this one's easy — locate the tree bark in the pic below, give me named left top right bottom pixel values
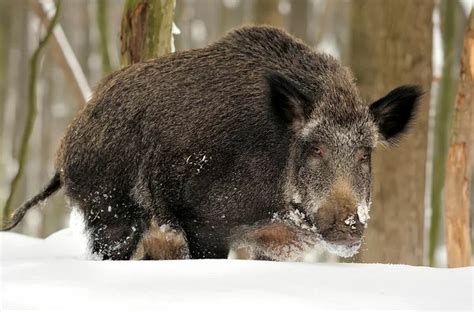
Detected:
left=120, top=0, right=175, bottom=65
left=428, top=0, right=458, bottom=267
left=444, top=10, right=473, bottom=268
left=349, top=0, right=433, bottom=265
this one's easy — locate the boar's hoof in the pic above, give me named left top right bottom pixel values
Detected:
left=133, top=220, right=190, bottom=260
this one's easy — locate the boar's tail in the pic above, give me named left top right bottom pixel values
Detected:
left=1, top=172, right=62, bottom=231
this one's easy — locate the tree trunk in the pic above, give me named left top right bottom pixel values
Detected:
left=97, top=0, right=112, bottom=75
left=428, top=0, right=458, bottom=267
left=444, top=10, right=473, bottom=268
left=120, top=0, right=175, bottom=65
left=253, top=0, right=283, bottom=27
left=0, top=0, right=11, bottom=177
left=219, top=0, right=244, bottom=35
left=349, top=0, right=433, bottom=265
left=289, top=0, right=308, bottom=41
left=31, top=0, right=91, bottom=108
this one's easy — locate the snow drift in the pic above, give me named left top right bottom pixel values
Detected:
left=1, top=229, right=472, bottom=311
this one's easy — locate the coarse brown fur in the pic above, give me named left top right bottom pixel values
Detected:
left=3, top=26, right=422, bottom=261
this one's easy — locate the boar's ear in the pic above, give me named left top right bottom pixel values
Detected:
left=266, top=71, right=311, bottom=131
left=369, top=85, right=423, bottom=143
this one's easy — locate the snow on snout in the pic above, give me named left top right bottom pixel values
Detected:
left=344, top=215, right=357, bottom=230
left=357, top=202, right=370, bottom=226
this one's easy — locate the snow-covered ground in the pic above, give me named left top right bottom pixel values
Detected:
left=1, top=229, right=473, bottom=311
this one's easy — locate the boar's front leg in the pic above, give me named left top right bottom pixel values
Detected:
left=228, top=222, right=317, bottom=261
left=131, top=172, right=190, bottom=260
left=132, top=218, right=190, bottom=260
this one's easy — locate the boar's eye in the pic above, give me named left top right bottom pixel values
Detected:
left=313, top=147, right=322, bottom=157
left=311, top=143, right=326, bottom=158
left=358, top=147, right=371, bottom=163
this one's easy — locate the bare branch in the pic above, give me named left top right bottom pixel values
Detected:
left=2, top=1, right=61, bottom=222
left=31, top=0, right=91, bottom=107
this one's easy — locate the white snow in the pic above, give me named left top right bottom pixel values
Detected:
left=357, top=202, right=370, bottom=225
left=320, top=240, right=362, bottom=259
left=1, top=230, right=473, bottom=311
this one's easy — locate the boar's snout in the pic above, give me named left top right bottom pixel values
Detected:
left=316, top=214, right=364, bottom=246
left=312, top=178, right=367, bottom=247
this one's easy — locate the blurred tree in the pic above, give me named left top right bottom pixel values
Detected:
left=2, top=1, right=61, bottom=224
left=289, top=0, right=308, bottom=40
left=444, top=9, right=473, bottom=268
left=313, top=0, right=334, bottom=47
left=429, top=0, right=459, bottom=267
left=253, top=0, right=283, bottom=27
left=97, top=0, right=112, bottom=75
left=219, top=0, right=244, bottom=35
left=31, top=0, right=90, bottom=108
left=2, top=0, right=30, bottom=234
left=120, top=0, right=176, bottom=65
left=0, top=0, right=11, bottom=181
left=38, top=54, right=65, bottom=237
left=350, top=0, right=434, bottom=265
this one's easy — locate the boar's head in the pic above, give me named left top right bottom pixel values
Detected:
left=267, top=70, right=422, bottom=257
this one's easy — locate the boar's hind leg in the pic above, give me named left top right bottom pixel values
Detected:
left=84, top=199, right=147, bottom=260
left=132, top=219, right=190, bottom=260
left=228, top=222, right=312, bottom=261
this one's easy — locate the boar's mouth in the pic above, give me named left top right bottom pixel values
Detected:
left=322, top=231, right=362, bottom=247
left=316, top=220, right=363, bottom=257
left=318, top=219, right=364, bottom=254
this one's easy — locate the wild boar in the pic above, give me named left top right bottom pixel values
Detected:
left=2, top=26, right=421, bottom=261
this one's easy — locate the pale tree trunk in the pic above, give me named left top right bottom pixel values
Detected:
left=428, top=0, right=467, bottom=267
left=289, top=0, right=308, bottom=41
left=120, top=0, right=175, bottom=65
left=253, top=0, right=283, bottom=27
left=0, top=0, right=11, bottom=173
left=350, top=0, right=433, bottom=265
left=97, top=0, right=112, bottom=75
left=444, top=10, right=473, bottom=268
left=219, top=0, right=244, bottom=35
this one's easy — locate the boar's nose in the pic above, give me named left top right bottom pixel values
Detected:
left=317, top=212, right=364, bottom=244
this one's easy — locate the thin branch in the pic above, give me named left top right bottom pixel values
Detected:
left=2, top=1, right=61, bottom=222
left=31, top=0, right=91, bottom=107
